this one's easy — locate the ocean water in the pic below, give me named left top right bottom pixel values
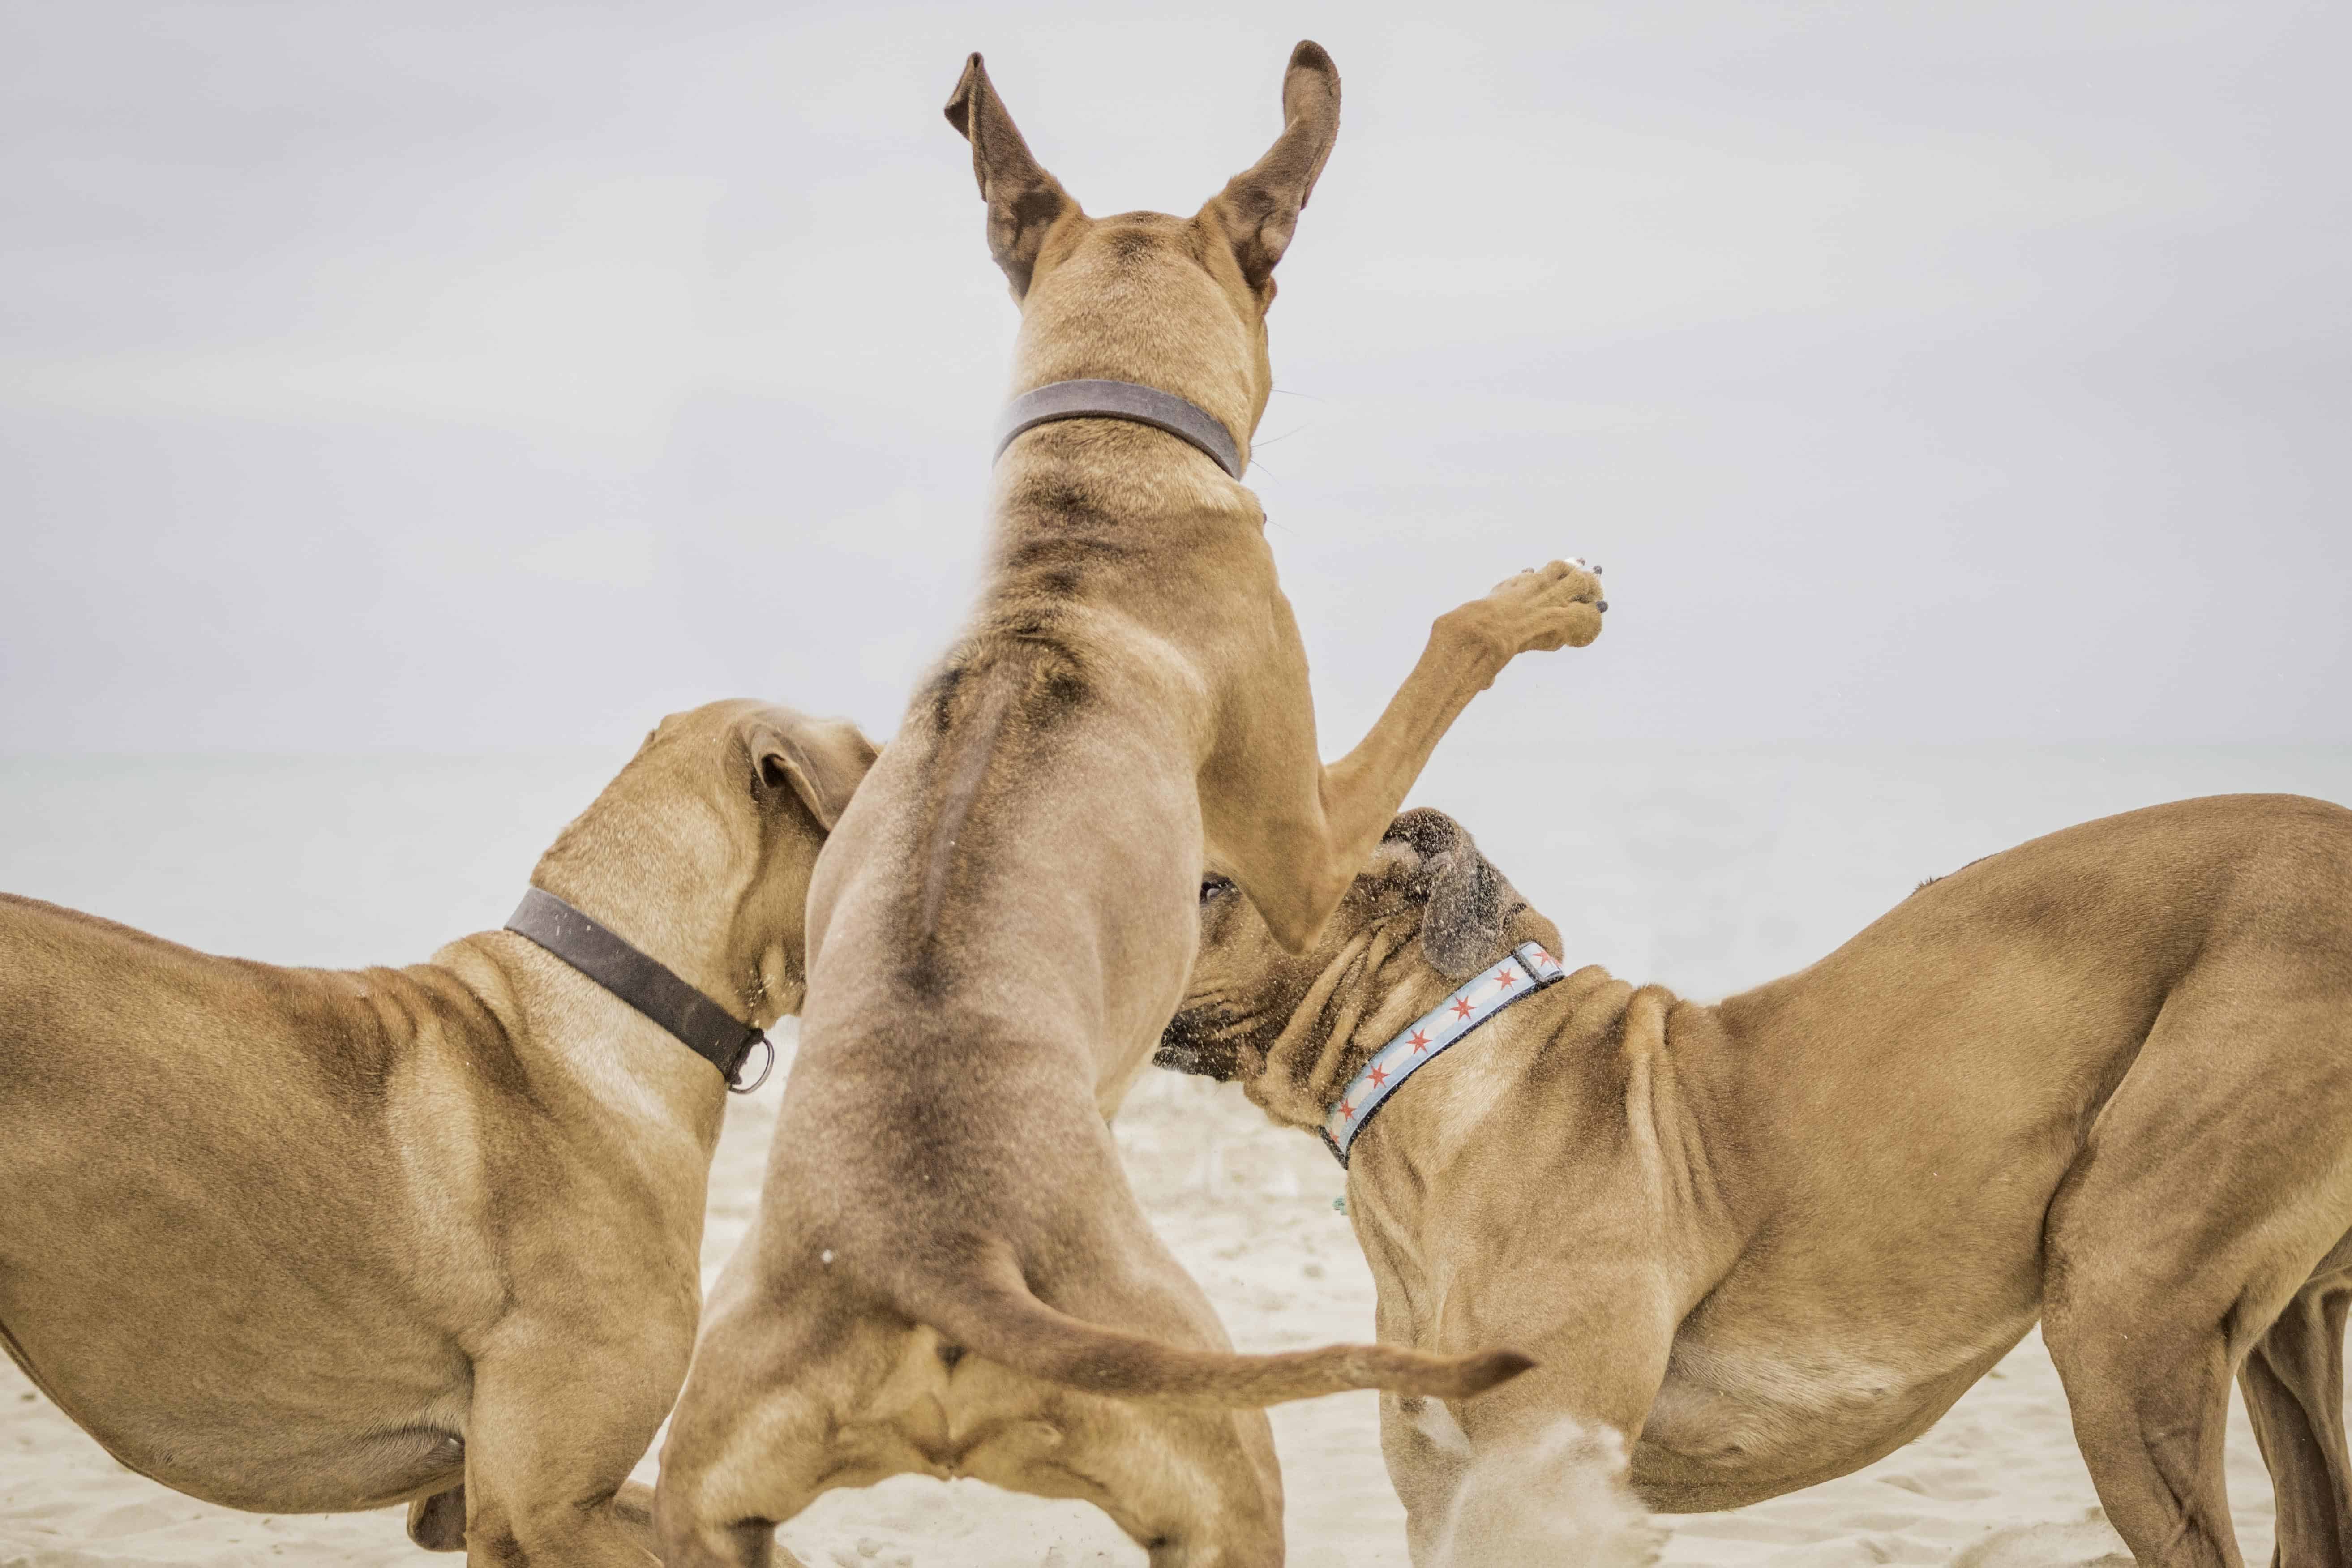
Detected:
left=8, top=741, right=2343, bottom=1000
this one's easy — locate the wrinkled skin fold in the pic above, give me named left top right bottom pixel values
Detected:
left=1165, top=796, right=2352, bottom=1568
left=653, top=42, right=1609, bottom=1568
left=0, top=698, right=874, bottom=1566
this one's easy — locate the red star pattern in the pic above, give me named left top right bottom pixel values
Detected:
left=1329, top=949, right=1569, bottom=1151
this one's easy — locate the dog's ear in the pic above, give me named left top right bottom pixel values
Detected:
left=748, top=714, right=879, bottom=832
left=945, top=53, right=1076, bottom=300
left=1386, top=810, right=1521, bottom=980
left=1208, top=41, right=1341, bottom=300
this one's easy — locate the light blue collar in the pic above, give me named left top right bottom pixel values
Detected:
left=1320, top=941, right=1568, bottom=1168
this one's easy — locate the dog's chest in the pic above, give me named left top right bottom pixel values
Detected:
left=1632, top=1332, right=1964, bottom=1500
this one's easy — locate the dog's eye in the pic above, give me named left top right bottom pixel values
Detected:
left=1199, top=876, right=1235, bottom=905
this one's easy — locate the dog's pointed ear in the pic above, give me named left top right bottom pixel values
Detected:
left=748, top=713, right=879, bottom=832
left=1208, top=41, right=1341, bottom=300
left=1387, top=810, right=1521, bottom=981
left=945, top=53, right=1076, bottom=300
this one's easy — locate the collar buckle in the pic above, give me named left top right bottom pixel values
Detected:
left=504, top=887, right=768, bottom=1094
left=728, top=1033, right=777, bottom=1095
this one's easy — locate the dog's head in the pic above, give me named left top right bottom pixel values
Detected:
left=536, top=699, right=878, bottom=1027
left=945, top=43, right=1341, bottom=457
left=1159, top=808, right=1540, bottom=1129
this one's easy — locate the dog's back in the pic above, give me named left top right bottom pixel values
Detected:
left=0, top=893, right=484, bottom=1504
left=3, top=891, right=338, bottom=1097
left=0, top=890, right=523, bottom=1116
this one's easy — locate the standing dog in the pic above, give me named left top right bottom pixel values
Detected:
left=1160, top=796, right=2352, bottom=1566
left=654, top=43, right=1607, bottom=1568
left=0, top=699, right=873, bottom=1567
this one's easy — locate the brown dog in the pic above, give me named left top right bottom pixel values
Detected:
left=1159, top=795, right=2352, bottom=1566
left=0, top=699, right=874, bottom=1567
left=653, top=43, right=1607, bottom=1568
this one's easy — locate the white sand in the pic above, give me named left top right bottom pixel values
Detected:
left=0, top=1066, right=2288, bottom=1567
left=9, top=742, right=2346, bottom=1564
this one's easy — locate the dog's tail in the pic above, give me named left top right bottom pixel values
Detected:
left=899, top=1252, right=1533, bottom=1408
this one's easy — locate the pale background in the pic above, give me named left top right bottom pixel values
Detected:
left=4, top=0, right=2349, bottom=1564
left=3, top=0, right=2346, bottom=754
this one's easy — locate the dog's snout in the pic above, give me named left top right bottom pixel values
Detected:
left=1156, top=1009, right=1238, bottom=1080
left=1152, top=1041, right=1201, bottom=1073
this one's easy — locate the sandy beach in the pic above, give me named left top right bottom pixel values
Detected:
left=8, top=0, right=2348, bottom=1551
left=7, top=743, right=2347, bottom=1565
left=0, top=1066, right=2288, bottom=1567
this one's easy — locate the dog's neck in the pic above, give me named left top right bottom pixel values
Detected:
left=528, top=787, right=787, bottom=1032
left=1335, top=959, right=1752, bottom=1381
left=434, top=827, right=781, bottom=1134
left=1341, top=959, right=1646, bottom=1181
left=1240, top=909, right=1577, bottom=1135
left=435, top=922, right=740, bottom=1145
left=1007, top=264, right=1266, bottom=482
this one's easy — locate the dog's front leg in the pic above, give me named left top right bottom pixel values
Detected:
left=405, top=1477, right=667, bottom=1557
left=456, top=1325, right=695, bottom=1567
left=407, top=1485, right=466, bottom=1551
left=1377, top=1264, right=1675, bottom=1568
left=1205, top=559, right=1604, bottom=951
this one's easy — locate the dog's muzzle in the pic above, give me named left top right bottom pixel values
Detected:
left=1154, top=1007, right=1240, bottom=1081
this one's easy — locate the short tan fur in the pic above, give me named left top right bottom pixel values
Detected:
left=654, top=43, right=1607, bottom=1568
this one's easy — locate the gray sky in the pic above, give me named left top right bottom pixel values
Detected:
left=4, top=0, right=2346, bottom=752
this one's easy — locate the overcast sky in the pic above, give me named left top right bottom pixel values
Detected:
left=3, top=0, right=2345, bottom=753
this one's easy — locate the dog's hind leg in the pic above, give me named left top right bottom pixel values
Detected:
left=960, top=1397, right=1283, bottom=1568
left=2046, top=1295, right=2242, bottom=1568
left=2239, top=1279, right=2352, bottom=1567
left=654, top=1288, right=863, bottom=1568
left=2042, top=973, right=2352, bottom=1568
left=947, top=1237, right=1286, bottom=1567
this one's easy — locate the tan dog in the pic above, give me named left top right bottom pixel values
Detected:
left=1159, top=796, right=2352, bottom=1566
left=653, top=43, right=1607, bottom=1568
left=0, top=699, right=874, bottom=1567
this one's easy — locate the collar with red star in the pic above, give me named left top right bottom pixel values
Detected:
left=1320, top=941, right=1568, bottom=1168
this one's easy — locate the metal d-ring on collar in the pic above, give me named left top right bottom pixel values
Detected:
left=504, top=887, right=775, bottom=1094
left=994, top=379, right=1245, bottom=479
left=1320, top=941, right=1569, bottom=1168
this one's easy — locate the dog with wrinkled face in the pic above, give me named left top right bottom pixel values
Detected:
left=653, top=42, right=1607, bottom=1568
left=1162, top=796, right=2352, bottom=1567
left=0, top=699, right=874, bottom=1568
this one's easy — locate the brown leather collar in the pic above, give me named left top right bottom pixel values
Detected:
left=505, top=888, right=774, bottom=1092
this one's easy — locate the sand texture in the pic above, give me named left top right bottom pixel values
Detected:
left=0, top=1071, right=2289, bottom=1567
left=8, top=743, right=2348, bottom=1564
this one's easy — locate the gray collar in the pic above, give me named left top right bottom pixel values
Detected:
left=995, top=379, right=1244, bottom=479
